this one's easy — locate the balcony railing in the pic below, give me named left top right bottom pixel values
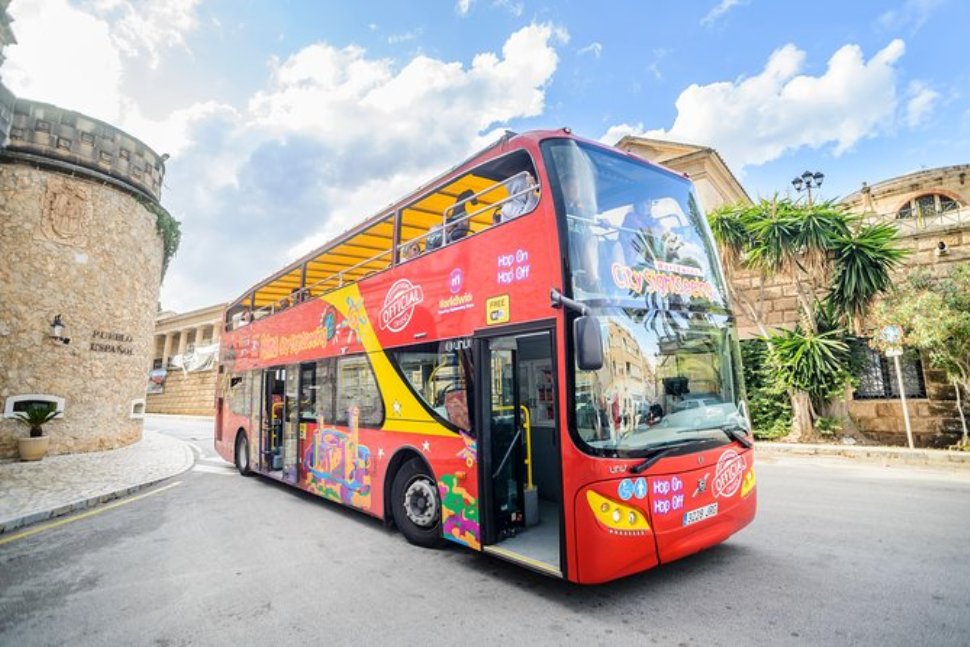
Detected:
left=861, top=204, right=970, bottom=236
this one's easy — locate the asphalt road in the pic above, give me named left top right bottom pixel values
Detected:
left=1, top=416, right=969, bottom=646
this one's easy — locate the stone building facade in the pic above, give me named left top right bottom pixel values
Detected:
left=146, top=304, right=225, bottom=416
left=0, top=86, right=171, bottom=455
left=837, top=166, right=969, bottom=446
left=616, top=135, right=968, bottom=446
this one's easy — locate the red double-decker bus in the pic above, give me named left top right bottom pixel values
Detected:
left=214, top=129, right=756, bottom=583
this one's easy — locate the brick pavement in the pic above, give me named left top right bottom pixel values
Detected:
left=0, top=429, right=194, bottom=534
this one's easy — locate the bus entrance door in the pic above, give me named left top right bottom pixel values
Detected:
left=260, top=367, right=286, bottom=477
left=479, top=331, right=562, bottom=578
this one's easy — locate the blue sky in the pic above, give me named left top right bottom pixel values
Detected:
left=5, top=0, right=967, bottom=311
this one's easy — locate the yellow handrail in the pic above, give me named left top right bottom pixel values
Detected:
left=494, top=404, right=533, bottom=489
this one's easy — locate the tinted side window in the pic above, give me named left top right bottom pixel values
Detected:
left=390, top=340, right=475, bottom=434
left=314, top=359, right=336, bottom=423
left=335, top=354, right=384, bottom=427
left=228, top=374, right=250, bottom=416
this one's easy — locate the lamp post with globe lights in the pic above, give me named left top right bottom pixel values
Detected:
left=792, top=170, right=824, bottom=205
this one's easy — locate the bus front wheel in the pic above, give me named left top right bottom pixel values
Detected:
left=235, top=431, right=253, bottom=476
left=391, top=457, right=444, bottom=548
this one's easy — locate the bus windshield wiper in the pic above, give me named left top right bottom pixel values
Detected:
left=721, top=424, right=753, bottom=449
left=629, top=441, right=697, bottom=474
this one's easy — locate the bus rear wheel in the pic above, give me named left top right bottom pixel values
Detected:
left=235, top=432, right=253, bottom=476
left=391, top=457, right=444, bottom=548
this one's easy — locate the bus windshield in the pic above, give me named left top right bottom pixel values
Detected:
left=542, top=138, right=746, bottom=456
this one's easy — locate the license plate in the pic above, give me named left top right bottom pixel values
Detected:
left=683, top=502, right=718, bottom=527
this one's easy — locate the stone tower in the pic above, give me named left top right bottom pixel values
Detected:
left=0, top=11, right=178, bottom=457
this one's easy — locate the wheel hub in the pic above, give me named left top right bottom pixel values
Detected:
left=403, top=478, right=437, bottom=528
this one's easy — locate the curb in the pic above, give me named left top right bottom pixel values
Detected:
left=0, top=438, right=196, bottom=536
left=755, top=442, right=970, bottom=467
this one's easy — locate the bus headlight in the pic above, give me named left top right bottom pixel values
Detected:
left=586, top=490, right=650, bottom=535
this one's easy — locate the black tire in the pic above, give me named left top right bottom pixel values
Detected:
left=235, top=431, right=253, bottom=476
left=391, top=457, right=445, bottom=548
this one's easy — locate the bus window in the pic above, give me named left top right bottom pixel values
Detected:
left=335, top=354, right=384, bottom=427
left=313, top=359, right=336, bottom=424
left=299, top=363, right=316, bottom=422
left=228, top=374, right=249, bottom=416
left=390, top=340, right=474, bottom=434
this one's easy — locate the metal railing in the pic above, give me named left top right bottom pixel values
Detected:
left=399, top=170, right=540, bottom=261
left=861, top=204, right=970, bottom=236
left=227, top=172, right=541, bottom=330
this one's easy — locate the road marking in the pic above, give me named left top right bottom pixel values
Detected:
left=0, top=481, right=183, bottom=546
left=192, top=463, right=236, bottom=475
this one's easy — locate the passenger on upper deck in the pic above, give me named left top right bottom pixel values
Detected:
left=427, top=189, right=478, bottom=250
left=495, top=171, right=539, bottom=223
left=400, top=240, right=421, bottom=261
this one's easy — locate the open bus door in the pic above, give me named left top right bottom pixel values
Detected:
left=477, top=327, right=563, bottom=578
left=259, top=366, right=299, bottom=484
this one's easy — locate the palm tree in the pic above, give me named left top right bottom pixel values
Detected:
left=829, top=222, right=908, bottom=334
left=708, top=196, right=906, bottom=441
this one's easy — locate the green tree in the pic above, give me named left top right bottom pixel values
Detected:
left=870, top=266, right=970, bottom=446
left=740, top=340, right=791, bottom=439
left=709, top=196, right=906, bottom=440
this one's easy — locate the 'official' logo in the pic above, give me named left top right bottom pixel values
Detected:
left=380, top=279, right=424, bottom=332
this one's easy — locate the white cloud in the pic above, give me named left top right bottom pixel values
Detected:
left=904, top=80, right=940, bottom=127
left=492, top=0, right=524, bottom=17
left=878, top=0, right=944, bottom=33
left=578, top=42, right=603, bottom=58
left=649, top=47, right=671, bottom=80
left=608, top=40, right=908, bottom=170
left=456, top=0, right=473, bottom=15
left=388, top=29, right=422, bottom=45
left=87, top=0, right=201, bottom=68
left=701, top=0, right=746, bottom=26
left=4, top=0, right=203, bottom=150
left=599, top=122, right=644, bottom=145
left=4, top=0, right=126, bottom=124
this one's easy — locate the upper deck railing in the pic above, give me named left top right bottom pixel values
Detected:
left=230, top=171, right=540, bottom=329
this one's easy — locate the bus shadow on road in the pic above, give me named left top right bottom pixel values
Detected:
left=448, top=538, right=760, bottom=598
left=247, top=473, right=763, bottom=600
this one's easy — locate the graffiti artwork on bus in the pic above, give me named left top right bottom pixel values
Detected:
left=303, top=409, right=372, bottom=509
left=438, top=472, right=481, bottom=550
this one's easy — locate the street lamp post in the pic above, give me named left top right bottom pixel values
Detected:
left=792, top=170, right=825, bottom=205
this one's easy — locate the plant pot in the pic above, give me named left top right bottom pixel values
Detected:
left=18, top=435, right=50, bottom=461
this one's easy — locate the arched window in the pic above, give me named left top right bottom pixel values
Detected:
left=896, top=193, right=959, bottom=220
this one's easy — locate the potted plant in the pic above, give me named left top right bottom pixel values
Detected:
left=13, top=404, right=59, bottom=461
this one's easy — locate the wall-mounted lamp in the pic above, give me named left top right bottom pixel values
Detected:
left=50, top=314, right=71, bottom=345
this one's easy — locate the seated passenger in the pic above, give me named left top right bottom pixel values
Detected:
left=400, top=240, right=421, bottom=260
left=426, top=189, right=478, bottom=250
left=495, top=171, right=539, bottom=223
left=445, top=189, right=477, bottom=243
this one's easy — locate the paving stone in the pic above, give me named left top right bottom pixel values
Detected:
left=0, top=430, right=193, bottom=533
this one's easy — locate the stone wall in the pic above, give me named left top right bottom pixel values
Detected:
left=849, top=369, right=964, bottom=448
left=0, top=163, right=163, bottom=457
left=146, top=369, right=217, bottom=416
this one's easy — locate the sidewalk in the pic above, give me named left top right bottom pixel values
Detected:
left=0, top=429, right=194, bottom=535
left=756, top=441, right=970, bottom=467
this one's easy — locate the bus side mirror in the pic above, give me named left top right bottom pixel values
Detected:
left=574, top=316, right=603, bottom=371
